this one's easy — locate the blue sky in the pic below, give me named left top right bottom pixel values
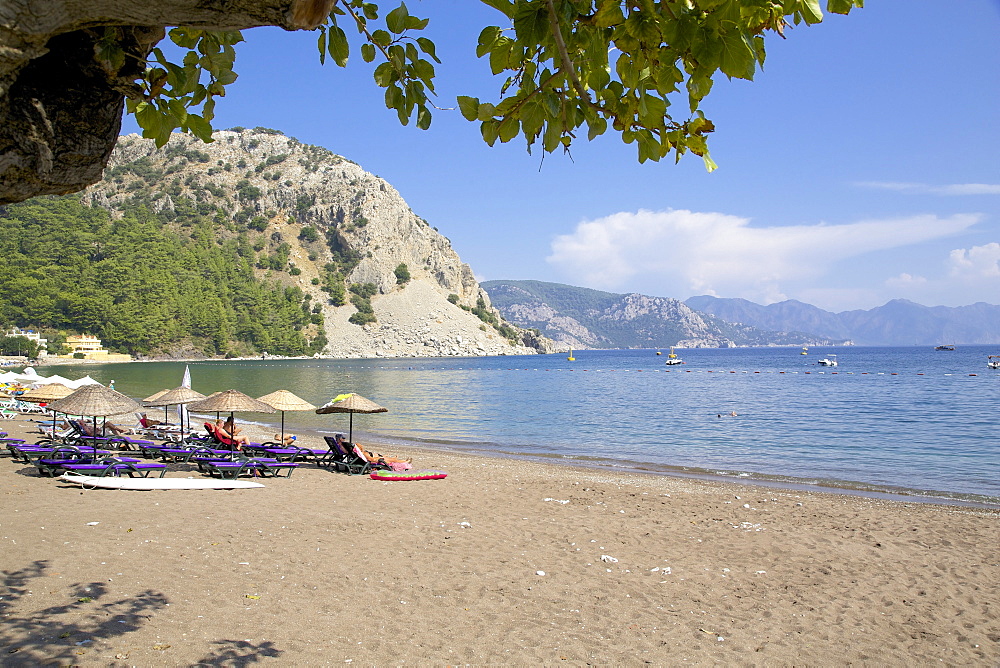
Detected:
left=122, top=1, right=1000, bottom=313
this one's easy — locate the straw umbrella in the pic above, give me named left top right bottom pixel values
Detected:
left=257, top=390, right=316, bottom=444
left=47, top=384, right=141, bottom=457
left=142, top=389, right=171, bottom=425
left=315, top=393, right=387, bottom=443
left=143, top=386, right=206, bottom=442
left=187, top=390, right=275, bottom=448
left=21, top=383, right=74, bottom=431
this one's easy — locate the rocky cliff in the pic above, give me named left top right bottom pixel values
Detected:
left=84, top=128, right=552, bottom=358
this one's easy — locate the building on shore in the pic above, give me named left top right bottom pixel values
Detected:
left=59, top=334, right=131, bottom=362
left=5, top=328, right=49, bottom=357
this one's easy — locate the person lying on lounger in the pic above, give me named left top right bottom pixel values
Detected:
left=80, top=420, right=128, bottom=437
left=334, top=433, right=410, bottom=465
left=138, top=413, right=168, bottom=427
left=273, top=433, right=297, bottom=446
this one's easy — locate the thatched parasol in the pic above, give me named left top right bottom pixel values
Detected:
left=143, top=386, right=207, bottom=441
left=48, top=384, right=142, bottom=455
left=257, top=390, right=316, bottom=444
left=21, top=383, right=74, bottom=402
left=21, top=382, right=74, bottom=427
left=188, top=389, right=275, bottom=415
left=315, top=393, right=387, bottom=443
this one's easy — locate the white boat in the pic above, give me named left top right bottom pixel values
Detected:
left=817, top=355, right=838, bottom=367
left=988, top=356, right=1000, bottom=369
left=664, top=347, right=683, bottom=365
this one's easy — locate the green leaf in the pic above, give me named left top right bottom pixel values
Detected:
left=328, top=26, right=350, bottom=67
left=594, top=1, right=625, bottom=28
left=416, top=37, right=440, bottom=63
left=497, top=116, right=519, bottom=143
left=361, top=43, right=376, bottom=63
left=457, top=96, right=480, bottom=121
left=317, top=28, right=327, bottom=65
left=373, top=62, right=395, bottom=87
left=386, top=3, right=409, bottom=34
left=798, top=0, right=825, bottom=24
left=476, top=26, right=502, bottom=58
left=479, top=0, right=515, bottom=19
left=481, top=119, right=501, bottom=146
left=372, top=30, right=392, bottom=47
left=416, top=104, right=432, bottom=130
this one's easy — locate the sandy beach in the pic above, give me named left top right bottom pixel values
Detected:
left=0, top=414, right=997, bottom=666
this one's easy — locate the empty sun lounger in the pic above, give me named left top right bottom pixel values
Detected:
left=60, top=460, right=168, bottom=478
left=203, top=458, right=299, bottom=480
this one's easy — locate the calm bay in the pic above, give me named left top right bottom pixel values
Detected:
left=44, top=345, right=1000, bottom=506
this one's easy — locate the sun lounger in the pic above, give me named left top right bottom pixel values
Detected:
left=319, top=438, right=390, bottom=476
left=242, top=442, right=314, bottom=462
left=203, top=458, right=299, bottom=480
left=60, top=459, right=167, bottom=478
left=9, top=445, right=56, bottom=463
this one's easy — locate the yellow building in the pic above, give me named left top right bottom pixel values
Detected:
left=60, top=334, right=131, bottom=361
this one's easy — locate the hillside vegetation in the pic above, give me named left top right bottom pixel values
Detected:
left=0, top=195, right=322, bottom=357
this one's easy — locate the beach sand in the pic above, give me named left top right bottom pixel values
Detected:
left=0, top=415, right=997, bottom=666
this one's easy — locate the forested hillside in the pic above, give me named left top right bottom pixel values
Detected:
left=0, top=195, right=322, bottom=357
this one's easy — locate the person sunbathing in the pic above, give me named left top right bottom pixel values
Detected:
left=273, top=433, right=297, bottom=446
left=80, top=420, right=127, bottom=437
left=138, top=413, right=167, bottom=428
left=213, top=419, right=250, bottom=448
left=334, top=434, right=410, bottom=465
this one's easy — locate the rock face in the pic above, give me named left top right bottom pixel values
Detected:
left=83, top=128, right=553, bottom=358
left=484, top=280, right=848, bottom=349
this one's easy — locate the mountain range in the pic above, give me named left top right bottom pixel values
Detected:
left=685, top=296, right=1000, bottom=346
left=481, top=280, right=847, bottom=349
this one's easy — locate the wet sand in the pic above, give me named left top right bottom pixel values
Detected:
left=1, top=414, right=997, bottom=665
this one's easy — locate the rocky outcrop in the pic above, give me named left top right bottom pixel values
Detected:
left=83, top=128, right=553, bottom=358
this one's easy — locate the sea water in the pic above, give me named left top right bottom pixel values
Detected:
left=56, top=346, right=1000, bottom=505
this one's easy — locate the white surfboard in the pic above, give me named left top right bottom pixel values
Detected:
left=58, top=474, right=265, bottom=490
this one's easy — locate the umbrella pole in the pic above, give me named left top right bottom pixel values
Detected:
left=349, top=412, right=354, bottom=444
left=92, top=416, right=99, bottom=459
left=280, top=411, right=286, bottom=444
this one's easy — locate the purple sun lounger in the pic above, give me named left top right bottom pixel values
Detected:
left=203, top=458, right=299, bottom=480
left=61, top=460, right=168, bottom=478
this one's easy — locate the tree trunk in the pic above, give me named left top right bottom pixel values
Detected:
left=0, top=0, right=332, bottom=204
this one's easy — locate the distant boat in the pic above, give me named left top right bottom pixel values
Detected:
left=567, top=348, right=575, bottom=361
left=801, top=346, right=808, bottom=355
left=817, top=355, right=838, bottom=367
left=935, top=345, right=956, bottom=351
left=664, top=346, right=683, bottom=366
left=988, top=356, right=1000, bottom=369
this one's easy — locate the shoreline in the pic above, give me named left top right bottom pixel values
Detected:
left=224, top=416, right=1000, bottom=510
left=0, top=412, right=997, bottom=665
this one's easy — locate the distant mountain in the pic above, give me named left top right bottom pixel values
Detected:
left=481, top=280, right=846, bottom=349
left=686, top=296, right=1000, bottom=345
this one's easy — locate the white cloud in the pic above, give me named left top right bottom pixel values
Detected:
left=857, top=181, right=1000, bottom=195
left=885, top=272, right=929, bottom=288
left=948, top=242, right=1000, bottom=278
left=546, top=209, right=981, bottom=305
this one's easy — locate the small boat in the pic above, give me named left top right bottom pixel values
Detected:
left=988, top=355, right=1000, bottom=369
left=817, top=355, right=838, bottom=367
left=800, top=346, right=808, bottom=355
left=664, top=347, right=683, bottom=366
left=935, top=345, right=956, bottom=351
